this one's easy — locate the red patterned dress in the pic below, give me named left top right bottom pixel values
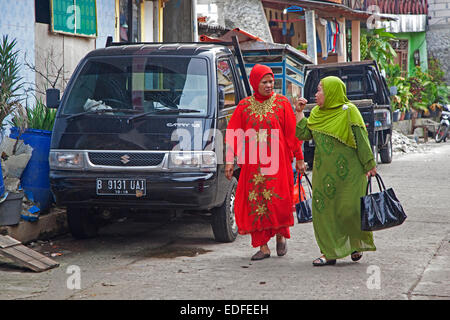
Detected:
left=226, top=92, right=303, bottom=247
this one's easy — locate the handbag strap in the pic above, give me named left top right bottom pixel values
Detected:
left=366, top=173, right=387, bottom=194
left=298, top=173, right=312, bottom=201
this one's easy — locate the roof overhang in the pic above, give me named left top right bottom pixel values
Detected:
left=262, top=0, right=398, bottom=21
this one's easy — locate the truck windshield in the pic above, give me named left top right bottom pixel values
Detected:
left=62, top=56, right=209, bottom=116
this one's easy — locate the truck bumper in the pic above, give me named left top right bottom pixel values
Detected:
left=50, top=170, right=218, bottom=210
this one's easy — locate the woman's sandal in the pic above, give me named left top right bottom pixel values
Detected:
left=312, top=256, right=337, bottom=266
left=276, top=239, right=287, bottom=256
left=351, top=251, right=363, bottom=262
left=251, top=250, right=271, bottom=261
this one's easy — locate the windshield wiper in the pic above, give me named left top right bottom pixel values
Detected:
left=127, top=108, right=201, bottom=123
left=66, top=108, right=140, bottom=121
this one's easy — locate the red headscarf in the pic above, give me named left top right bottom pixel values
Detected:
left=249, top=64, right=274, bottom=102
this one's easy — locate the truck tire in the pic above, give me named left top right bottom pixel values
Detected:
left=67, top=207, right=99, bottom=239
left=211, top=177, right=238, bottom=243
left=380, top=135, right=393, bottom=163
left=372, top=145, right=378, bottom=164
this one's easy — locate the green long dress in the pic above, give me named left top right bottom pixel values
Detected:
left=295, top=76, right=376, bottom=260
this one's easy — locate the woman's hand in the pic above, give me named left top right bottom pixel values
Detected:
left=225, top=163, right=234, bottom=180
left=294, top=97, right=308, bottom=122
left=294, top=97, right=308, bottom=113
left=366, top=166, right=377, bottom=177
left=296, top=159, right=307, bottom=175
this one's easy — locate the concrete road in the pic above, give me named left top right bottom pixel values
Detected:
left=0, top=142, right=449, bottom=301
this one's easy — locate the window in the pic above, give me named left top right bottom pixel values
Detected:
left=36, top=0, right=51, bottom=24
left=217, top=59, right=237, bottom=110
left=51, top=0, right=97, bottom=37
left=63, top=56, right=209, bottom=116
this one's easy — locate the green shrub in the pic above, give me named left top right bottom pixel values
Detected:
left=10, top=98, right=57, bottom=131
left=0, top=35, right=23, bottom=129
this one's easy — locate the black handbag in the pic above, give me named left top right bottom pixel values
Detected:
left=295, top=173, right=313, bottom=223
left=360, top=173, right=407, bottom=231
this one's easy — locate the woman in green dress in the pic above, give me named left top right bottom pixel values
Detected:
left=294, top=76, right=377, bottom=266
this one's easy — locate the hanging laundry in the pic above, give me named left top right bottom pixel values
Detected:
left=289, top=23, right=295, bottom=37
left=328, top=21, right=336, bottom=54
left=282, top=21, right=287, bottom=35
left=334, top=22, right=341, bottom=55
left=335, top=20, right=345, bottom=56
left=316, top=31, right=322, bottom=53
left=316, top=18, right=328, bottom=59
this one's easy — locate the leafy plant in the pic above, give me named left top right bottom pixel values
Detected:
left=361, top=28, right=397, bottom=72
left=297, top=43, right=307, bottom=50
left=10, top=98, right=57, bottom=131
left=0, top=35, right=23, bottom=129
left=360, top=33, right=368, bottom=61
left=386, top=64, right=412, bottom=112
left=428, top=56, right=449, bottom=105
left=408, top=65, right=449, bottom=114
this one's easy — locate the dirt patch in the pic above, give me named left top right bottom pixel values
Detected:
left=143, top=245, right=212, bottom=259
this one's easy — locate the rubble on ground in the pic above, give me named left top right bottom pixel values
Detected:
left=392, top=129, right=429, bottom=154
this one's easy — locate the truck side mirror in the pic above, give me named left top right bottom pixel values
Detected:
left=389, top=86, right=397, bottom=96
left=46, top=88, right=60, bottom=108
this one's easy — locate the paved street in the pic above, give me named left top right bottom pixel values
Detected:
left=0, top=142, right=449, bottom=301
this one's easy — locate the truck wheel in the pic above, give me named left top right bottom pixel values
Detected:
left=372, top=145, right=378, bottom=164
left=380, top=135, right=393, bottom=163
left=67, top=207, right=99, bottom=239
left=211, top=177, right=238, bottom=243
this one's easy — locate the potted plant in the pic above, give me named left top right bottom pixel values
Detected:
left=0, top=35, right=26, bottom=224
left=386, top=64, right=412, bottom=121
left=297, top=43, right=308, bottom=54
left=8, top=98, right=57, bottom=212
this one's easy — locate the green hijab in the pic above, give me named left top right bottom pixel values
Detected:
left=307, top=76, right=366, bottom=149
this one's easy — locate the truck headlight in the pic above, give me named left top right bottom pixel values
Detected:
left=49, top=151, right=85, bottom=169
left=169, top=151, right=216, bottom=171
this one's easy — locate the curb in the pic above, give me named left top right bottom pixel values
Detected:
left=0, top=208, right=68, bottom=244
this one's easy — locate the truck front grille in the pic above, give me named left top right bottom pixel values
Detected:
left=88, top=152, right=165, bottom=167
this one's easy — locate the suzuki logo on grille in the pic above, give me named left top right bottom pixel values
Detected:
left=120, top=154, right=130, bottom=164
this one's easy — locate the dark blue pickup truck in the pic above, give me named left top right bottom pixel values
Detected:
left=301, top=61, right=393, bottom=169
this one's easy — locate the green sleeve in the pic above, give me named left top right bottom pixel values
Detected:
left=296, top=117, right=313, bottom=141
left=352, top=126, right=376, bottom=172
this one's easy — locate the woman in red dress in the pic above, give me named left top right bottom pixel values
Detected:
left=224, top=64, right=306, bottom=260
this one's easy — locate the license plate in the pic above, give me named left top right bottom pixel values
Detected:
left=96, top=178, right=146, bottom=196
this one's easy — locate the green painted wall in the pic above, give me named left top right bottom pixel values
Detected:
left=395, top=32, right=428, bottom=76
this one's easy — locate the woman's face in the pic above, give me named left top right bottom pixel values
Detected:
left=315, top=82, right=325, bottom=107
left=258, top=74, right=274, bottom=97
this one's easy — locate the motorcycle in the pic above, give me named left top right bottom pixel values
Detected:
left=435, top=104, right=450, bottom=143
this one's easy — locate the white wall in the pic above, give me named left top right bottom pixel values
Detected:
left=96, top=0, right=117, bottom=48
left=0, top=0, right=36, bottom=97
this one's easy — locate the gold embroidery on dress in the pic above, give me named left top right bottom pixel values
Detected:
left=255, top=130, right=268, bottom=143
left=246, top=94, right=277, bottom=121
left=247, top=167, right=283, bottom=225
left=255, top=204, right=267, bottom=216
left=262, top=189, right=273, bottom=200
left=251, top=173, right=266, bottom=185
left=248, top=190, right=258, bottom=202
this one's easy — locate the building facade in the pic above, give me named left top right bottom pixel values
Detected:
left=0, top=0, right=184, bottom=106
left=427, top=0, right=450, bottom=84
